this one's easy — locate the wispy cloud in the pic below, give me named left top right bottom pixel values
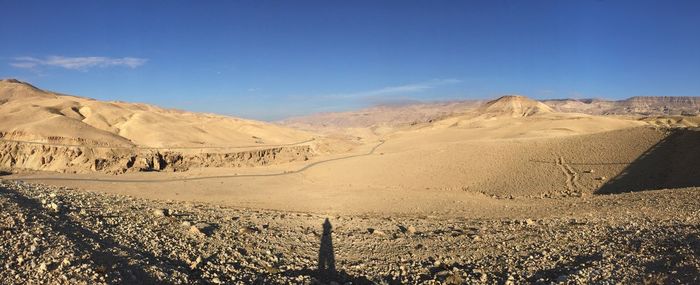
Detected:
left=10, top=56, right=147, bottom=70
left=325, top=78, right=461, bottom=99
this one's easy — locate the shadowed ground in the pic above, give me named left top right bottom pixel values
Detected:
left=597, top=129, right=700, bottom=194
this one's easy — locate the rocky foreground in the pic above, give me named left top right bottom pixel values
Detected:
left=1, top=179, right=699, bottom=285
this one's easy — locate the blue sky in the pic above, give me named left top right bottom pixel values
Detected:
left=1, top=0, right=699, bottom=120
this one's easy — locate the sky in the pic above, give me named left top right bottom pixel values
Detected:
left=1, top=0, right=699, bottom=120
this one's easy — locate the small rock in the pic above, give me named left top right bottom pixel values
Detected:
left=189, top=226, right=204, bottom=236
left=190, top=256, right=202, bottom=270
left=38, top=262, right=47, bottom=272
left=152, top=209, right=171, bottom=217
left=407, top=225, right=417, bottom=234
left=238, top=226, right=259, bottom=235
left=367, top=228, right=385, bottom=235
left=189, top=222, right=214, bottom=237
left=48, top=202, right=60, bottom=212
left=445, top=274, right=463, bottom=285
left=505, top=275, right=516, bottom=285
left=480, top=272, right=488, bottom=282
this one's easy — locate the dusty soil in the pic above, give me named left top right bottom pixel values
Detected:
left=1, top=179, right=698, bottom=284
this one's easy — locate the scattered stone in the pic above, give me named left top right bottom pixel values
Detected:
left=238, top=226, right=259, bottom=235
left=367, top=228, right=385, bottom=236
left=190, top=256, right=202, bottom=270
left=47, top=202, right=60, bottom=212
left=152, top=208, right=171, bottom=217
left=0, top=179, right=698, bottom=284
left=407, top=225, right=417, bottom=234
left=38, top=262, right=47, bottom=272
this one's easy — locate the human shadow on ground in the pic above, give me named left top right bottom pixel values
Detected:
left=596, top=129, right=700, bottom=194
left=283, top=218, right=373, bottom=284
left=0, top=185, right=192, bottom=284
left=318, top=218, right=336, bottom=275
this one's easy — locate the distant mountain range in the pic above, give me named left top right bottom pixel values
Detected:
left=283, top=95, right=700, bottom=130
left=541, top=96, right=700, bottom=116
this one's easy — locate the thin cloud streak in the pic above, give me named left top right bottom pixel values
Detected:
left=10, top=56, right=147, bottom=70
left=324, top=78, right=462, bottom=99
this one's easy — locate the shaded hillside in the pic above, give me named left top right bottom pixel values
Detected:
left=597, top=129, right=700, bottom=194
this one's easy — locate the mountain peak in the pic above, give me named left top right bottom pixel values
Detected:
left=0, top=78, right=41, bottom=90
left=481, top=95, right=554, bottom=117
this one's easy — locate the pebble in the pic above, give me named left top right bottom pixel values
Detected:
left=0, top=179, right=697, bottom=284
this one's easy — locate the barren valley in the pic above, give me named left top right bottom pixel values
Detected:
left=1, top=79, right=699, bottom=284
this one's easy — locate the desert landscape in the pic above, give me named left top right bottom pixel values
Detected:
left=3, top=2, right=700, bottom=284
left=1, top=78, right=699, bottom=284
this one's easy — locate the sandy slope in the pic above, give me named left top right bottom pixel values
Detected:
left=10, top=95, right=670, bottom=214
left=0, top=79, right=310, bottom=148
left=3, top=90, right=699, bottom=283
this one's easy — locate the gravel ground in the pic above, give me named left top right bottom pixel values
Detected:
left=1, top=179, right=699, bottom=284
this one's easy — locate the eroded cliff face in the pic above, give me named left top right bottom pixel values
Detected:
left=624, top=96, right=700, bottom=106
left=622, top=97, right=700, bottom=115
left=0, top=142, right=313, bottom=174
left=542, top=96, right=700, bottom=116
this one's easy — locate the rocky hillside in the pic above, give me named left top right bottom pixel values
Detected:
left=0, top=141, right=313, bottom=174
left=480, top=95, right=553, bottom=117
left=0, top=79, right=317, bottom=174
left=542, top=96, right=700, bottom=116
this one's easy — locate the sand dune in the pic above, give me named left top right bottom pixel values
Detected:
left=0, top=79, right=310, bottom=148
